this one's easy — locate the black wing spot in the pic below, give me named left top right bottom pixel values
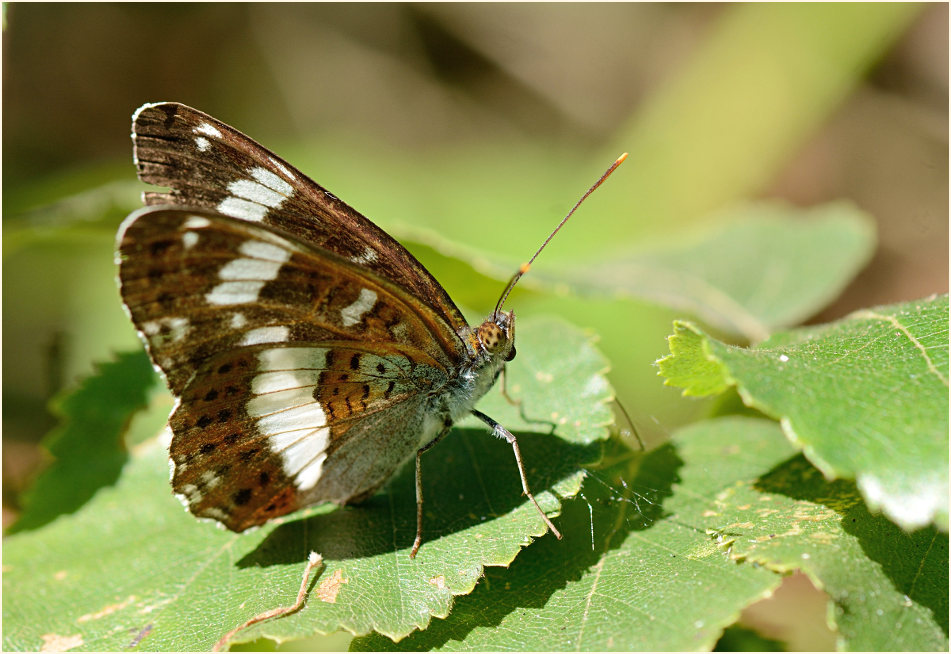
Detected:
left=159, top=104, right=178, bottom=129
left=199, top=443, right=216, bottom=455
left=149, top=239, right=174, bottom=256
left=233, top=488, right=252, bottom=506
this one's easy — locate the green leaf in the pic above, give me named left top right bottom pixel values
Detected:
left=353, top=418, right=946, bottom=651
left=9, top=351, right=162, bottom=534
left=1, top=317, right=611, bottom=651
left=353, top=419, right=786, bottom=651
left=400, top=202, right=876, bottom=343
left=714, top=625, right=785, bottom=652
left=658, top=294, right=950, bottom=532
left=690, top=425, right=949, bottom=651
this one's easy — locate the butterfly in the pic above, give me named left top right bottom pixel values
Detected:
left=117, top=102, right=625, bottom=557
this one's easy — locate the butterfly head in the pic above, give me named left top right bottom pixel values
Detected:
left=477, top=310, right=516, bottom=362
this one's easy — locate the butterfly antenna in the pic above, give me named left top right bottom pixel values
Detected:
left=494, top=152, right=628, bottom=317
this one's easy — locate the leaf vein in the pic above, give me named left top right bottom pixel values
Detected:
left=853, top=310, right=948, bottom=386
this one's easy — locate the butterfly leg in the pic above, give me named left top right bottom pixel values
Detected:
left=410, top=420, right=453, bottom=559
left=499, top=364, right=521, bottom=407
left=470, top=409, right=563, bottom=540
left=499, top=365, right=559, bottom=433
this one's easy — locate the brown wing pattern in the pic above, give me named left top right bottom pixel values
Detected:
left=117, top=207, right=466, bottom=396
left=169, top=341, right=444, bottom=531
left=131, top=102, right=467, bottom=332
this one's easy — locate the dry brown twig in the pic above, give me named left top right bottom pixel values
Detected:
left=212, top=552, right=324, bottom=652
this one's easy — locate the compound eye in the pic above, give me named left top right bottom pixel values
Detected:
left=478, top=321, right=504, bottom=352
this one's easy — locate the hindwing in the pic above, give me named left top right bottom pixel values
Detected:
left=169, top=342, right=444, bottom=531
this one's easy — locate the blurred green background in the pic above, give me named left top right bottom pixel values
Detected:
left=3, top=3, right=947, bottom=650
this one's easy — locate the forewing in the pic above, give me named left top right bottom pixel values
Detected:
left=131, top=101, right=467, bottom=330
left=169, top=342, right=443, bottom=531
left=117, top=207, right=466, bottom=396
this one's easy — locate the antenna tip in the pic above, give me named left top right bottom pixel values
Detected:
left=616, top=152, right=629, bottom=165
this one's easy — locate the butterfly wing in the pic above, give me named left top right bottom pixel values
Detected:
left=121, top=103, right=487, bottom=532
left=168, top=341, right=444, bottom=532
left=131, top=101, right=467, bottom=332
left=118, top=207, right=462, bottom=529
left=117, top=208, right=467, bottom=396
